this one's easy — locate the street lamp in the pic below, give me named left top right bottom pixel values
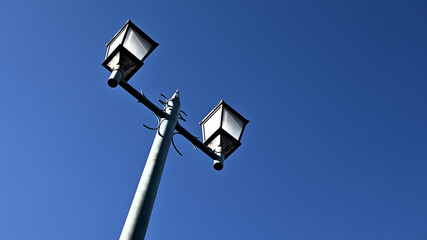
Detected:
left=102, top=20, right=158, bottom=87
left=102, top=20, right=248, bottom=240
left=200, top=100, right=249, bottom=170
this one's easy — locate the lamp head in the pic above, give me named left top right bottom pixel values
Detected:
left=200, top=100, right=249, bottom=169
left=102, top=20, right=158, bottom=85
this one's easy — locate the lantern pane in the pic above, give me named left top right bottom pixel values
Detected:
left=123, top=28, right=153, bottom=60
left=107, top=26, right=127, bottom=58
left=222, top=108, right=244, bottom=140
left=203, top=107, right=221, bottom=141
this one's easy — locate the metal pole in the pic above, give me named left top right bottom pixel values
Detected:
left=119, top=90, right=181, bottom=240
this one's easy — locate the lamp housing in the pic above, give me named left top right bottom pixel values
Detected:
left=102, top=20, right=158, bottom=82
left=200, top=100, right=249, bottom=159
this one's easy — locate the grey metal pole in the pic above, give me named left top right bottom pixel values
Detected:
left=119, top=90, right=181, bottom=240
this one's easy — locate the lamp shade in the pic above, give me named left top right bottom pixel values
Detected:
left=200, top=100, right=249, bottom=159
left=102, top=20, right=158, bottom=81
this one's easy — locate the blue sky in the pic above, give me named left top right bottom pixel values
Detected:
left=1, top=0, right=426, bottom=239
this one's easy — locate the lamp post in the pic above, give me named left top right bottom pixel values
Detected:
left=102, top=20, right=249, bottom=240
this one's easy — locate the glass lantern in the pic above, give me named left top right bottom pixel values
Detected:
left=200, top=100, right=249, bottom=159
left=102, top=20, right=158, bottom=83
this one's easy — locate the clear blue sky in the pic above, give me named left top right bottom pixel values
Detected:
left=1, top=0, right=426, bottom=239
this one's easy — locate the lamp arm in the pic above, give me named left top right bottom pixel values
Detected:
left=175, top=123, right=220, bottom=160
left=119, top=80, right=166, bottom=118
